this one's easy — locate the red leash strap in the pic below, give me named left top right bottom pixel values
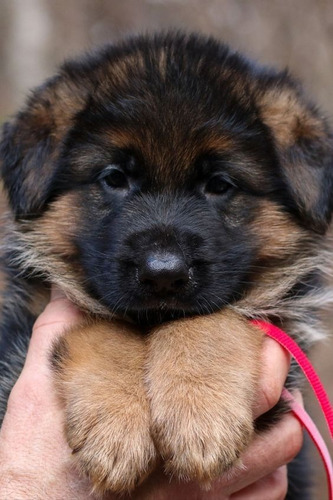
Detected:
left=251, top=320, right=333, bottom=437
left=282, top=388, right=333, bottom=500
left=251, top=320, right=333, bottom=500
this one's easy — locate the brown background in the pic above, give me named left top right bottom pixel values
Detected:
left=0, top=0, right=332, bottom=497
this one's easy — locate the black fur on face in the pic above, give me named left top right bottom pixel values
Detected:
left=44, top=67, right=280, bottom=324
left=1, top=32, right=333, bottom=326
left=75, top=188, right=255, bottom=324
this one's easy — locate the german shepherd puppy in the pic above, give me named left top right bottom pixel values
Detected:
left=0, top=33, right=332, bottom=497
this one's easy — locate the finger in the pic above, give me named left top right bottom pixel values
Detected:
left=9, top=286, right=83, bottom=410
left=24, top=286, right=83, bottom=373
left=253, top=336, right=291, bottom=418
left=1, top=288, right=105, bottom=499
left=218, top=396, right=303, bottom=495
left=231, top=466, right=288, bottom=500
left=4, top=287, right=82, bottom=450
left=33, top=286, right=82, bottom=337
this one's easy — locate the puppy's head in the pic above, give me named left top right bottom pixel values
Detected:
left=1, top=33, right=333, bottom=324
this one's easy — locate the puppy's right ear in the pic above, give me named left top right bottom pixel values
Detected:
left=0, top=74, right=88, bottom=217
left=255, top=74, right=333, bottom=234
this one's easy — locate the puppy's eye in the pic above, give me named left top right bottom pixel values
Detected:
left=205, top=175, right=233, bottom=195
left=101, top=166, right=128, bottom=189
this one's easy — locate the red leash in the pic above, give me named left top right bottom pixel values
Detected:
left=251, top=320, right=333, bottom=500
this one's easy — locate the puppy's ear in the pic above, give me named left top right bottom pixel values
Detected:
left=0, top=74, right=88, bottom=217
left=256, top=75, right=333, bottom=233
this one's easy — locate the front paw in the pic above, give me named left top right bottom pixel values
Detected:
left=146, top=312, right=261, bottom=484
left=65, top=395, right=157, bottom=494
left=51, top=320, right=157, bottom=494
left=149, top=380, right=254, bottom=483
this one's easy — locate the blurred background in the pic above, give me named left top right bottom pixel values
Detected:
left=0, top=0, right=332, bottom=497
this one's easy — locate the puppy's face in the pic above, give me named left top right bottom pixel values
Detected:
left=2, top=34, right=333, bottom=323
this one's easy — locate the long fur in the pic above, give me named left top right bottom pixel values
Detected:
left=1, top=32, right=333, bottom=497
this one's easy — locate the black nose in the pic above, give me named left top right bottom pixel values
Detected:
left=138, top=251, right=190, bottom=293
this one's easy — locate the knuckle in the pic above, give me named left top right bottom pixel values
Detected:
left=267, top=467, right=288, bottom=499
left=261, top=376, right=282, bottom=411
left=7, top=375, right=45, bottom=418
left=33, top=300, right=82, bottom=334
left=284, top=418, right=304, bottom=463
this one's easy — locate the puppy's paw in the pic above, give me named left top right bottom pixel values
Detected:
left=150, top=377, right=253, bottom=483
left=65, top=394, right=157, bottom=493
left=52, top=320, right=157, bottom=494
left=146, top=311, right=262, bottom=484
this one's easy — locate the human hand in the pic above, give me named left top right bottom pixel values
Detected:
left=0, top=287, right=96, bottom=500
left=0, top=289, right=303, bottom=499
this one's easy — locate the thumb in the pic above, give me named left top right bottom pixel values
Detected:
left=23, top=286, right=83, bottom=373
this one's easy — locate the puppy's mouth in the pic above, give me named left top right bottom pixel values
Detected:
left=125, top=305, right=196, bottom=328
left=121, top=294, right=223, bottom=328
left=83, top=243, right=252, bottom=327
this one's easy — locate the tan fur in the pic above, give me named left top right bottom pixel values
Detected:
left=250, top=200, right=308, bottom=260
left=33, top=192, right=81, bottom=259
left=35, top=78, right=89, bottom=139
left=257, top=87, right=325, bottom=149
left=51, top=309, right=262, bottom=493
left=235, top=201, right=324, bottom=324
left=52, top=319, right=157, bottom=494
left=256, top=85, right=333, bottom=227
left=145, top=309, right=262, bottom=484
left=5, top=196, right=111, bottom=316
left=107, top=53, right=146, bottom=89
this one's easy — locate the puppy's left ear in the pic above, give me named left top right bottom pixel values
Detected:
left=0, top=74, right=88, bottom=218
left=256, top=75, right=333, bottom=233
